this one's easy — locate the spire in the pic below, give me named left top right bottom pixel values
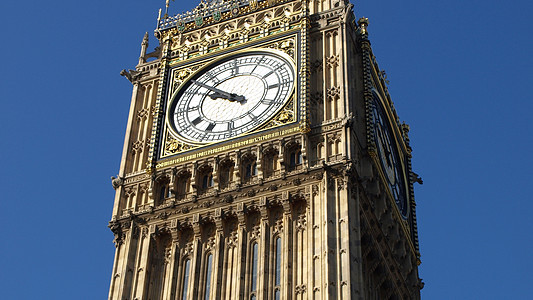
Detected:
left=139, top=32, right=149, bottom=65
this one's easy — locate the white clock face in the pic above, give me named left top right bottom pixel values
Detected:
left=372, top=90, right=408, bottom=218
left=169, top=51, right=295, bottom=143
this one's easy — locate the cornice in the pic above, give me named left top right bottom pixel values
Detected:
left=157, top=0, right=297, bottom=33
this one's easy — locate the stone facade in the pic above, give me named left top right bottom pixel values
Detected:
left=109, top=1, right=422, bottom=299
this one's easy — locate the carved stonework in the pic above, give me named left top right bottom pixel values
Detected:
left=132, top=140, right=145, bottom=154
left=120, top=69, right=141, bottom=83
left=296, top=214, right=306, bottom=232
left=250, top=225, right=260, bottom=240
left=137, top=107, right=150, bottom=121
left=327, top=86, right=341, bottom=101
left=109, top=2, right=421, bottom=299
left=311, top=60, right=323, bottom=73
left=326, top=55, right=339, bottom=68
left=182, top=242, right=194, bottom=256
left=258, top=96, right=296, bottom=130
left=171, top=67, right=200, bottom=94
left=111, top=176, right=123, bottom=190
left=273, top=219, right=283, bottom=234
left=266, top=38, right=296, bottom=58
left=164, top=134, right=193, bottom=156
left=311, top=184, right=319, bottom=196
left=227, top=230, right=238, bottom=249
left=337, top=178, right=346, bottom=191
left=205, top=236, right=216, bottom=251
left=295, top=284, right=307, bottom=295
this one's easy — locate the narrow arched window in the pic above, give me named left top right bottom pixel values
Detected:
left=202, top=175, right=208, bottom=189
left=197, top=165, right=214, bottom=194
left=204, top=254, right=213, bottom=300
left=159, top=185, right=167, bottom=202
left=176, top=172, right=191, bottom=199
left=242, top=155, right=257, bottom=183
left=275, top=237, right=281, bottom=286
left=250, top=242, right=259, bottom=298
left=289, top=149, right=302, bottom=170
left=182, top=259, right=191, bottom=300
left=219, top=160, right=234, bottom=189
left=245, top=162, right=257, bottom=178
left=263, top=149, right=278, bottom=178
left=274, top=237, right=281, bottom=298
left=290, top=152, right=296, bottom=167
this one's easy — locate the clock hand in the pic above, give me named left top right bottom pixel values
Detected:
left=208, top=92, right=245, bottom=103
left=191, top=80, right=245, bottom=103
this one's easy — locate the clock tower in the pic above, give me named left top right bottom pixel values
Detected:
left=109, top=0, right=423, bottom=299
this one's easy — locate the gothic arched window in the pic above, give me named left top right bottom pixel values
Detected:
left=202, top=174, right=214, bottom=189
left=204, top=253, right=213, bottom=300
left=181, top=258, right=191, bottom=300
left=274, top=236, right=282, bottom=287
left=250, top=242, right=259, bottom=299
left=197, top=165, right=214, bottom=193
left=262, top=148, right=278, bottom=178
left=286, top=143, right=302, bottom=171
left=176, top=171, right=191, bottom=200
left=241, top=154, right=257, bottom=183
left=156, top=176, right=171, bottom=205
left=219, top=159, right=234, bottom=189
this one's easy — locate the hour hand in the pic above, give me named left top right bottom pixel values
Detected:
left=192, top=80, right=245, bottom=103
left=209, top=92, right=245, bottom=103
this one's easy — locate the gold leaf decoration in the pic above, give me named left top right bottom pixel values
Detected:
left=266, top=38, right=295, bottom=58
left=171, top=66, right=199, bottom=94
left=164, top=134, right=193, bottom=156
left=259, top=97, right=296, bottom=130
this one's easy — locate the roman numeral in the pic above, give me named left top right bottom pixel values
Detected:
left=192, top=117, right=202, bottom=125
left=263, top=70, right=274, bottom=78
left=231, top=59, right=239, bottom=75
left=248, top=113, right=258, bottom=122
left=206, top=123, right=216, bottom=131
left=176, top=106, right=198, bottom=114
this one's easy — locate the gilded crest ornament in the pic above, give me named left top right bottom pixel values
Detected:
left=164, top=134, right=193, bottom=155
left=195, top=15, right=204, bottom=27
left=177, top=20, right=185, bottom=32
left=267, top=38, right=296, bottom=58
left=212, top=10, right=222, bottom=22
left=231, top=4, right=239, bottom=16
left=249, top=0, right=258, bottom=10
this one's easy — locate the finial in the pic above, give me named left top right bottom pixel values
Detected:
left=358, top=17, right=369, bottom=35
left=164, top=0, right=171, bottom=18
left=139, top=32, right=149, bottom=65
left=142, top=32, right=149, bottom=45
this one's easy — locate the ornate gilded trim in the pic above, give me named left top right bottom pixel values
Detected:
left=158, top=0, right=295, bottom=32
left=158, top=34, right=301, bottom=160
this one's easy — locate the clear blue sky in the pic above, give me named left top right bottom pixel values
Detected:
left=1, top=0, right=531, bottom=299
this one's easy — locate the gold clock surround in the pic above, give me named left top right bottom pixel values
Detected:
left=159, top=35, right=301, bottom=159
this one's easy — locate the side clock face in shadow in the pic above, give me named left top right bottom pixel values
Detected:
left=168, top=50, right=295, bottom=144
left=372, top=90, right=408, bottom=218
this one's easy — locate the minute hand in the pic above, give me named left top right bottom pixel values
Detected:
left=191, top=80, right=245, bottom=102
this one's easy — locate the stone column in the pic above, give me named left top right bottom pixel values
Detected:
left=188, top=214, right=202, bottom=300
left=234, top=204, right=247, bottom=298
left=281, top=192, right=293, bottom=299
left=258, top=197, right=270, bottom=299
left=131, top=225, right=154, bottom=300
left=212, top=209, right=224, bottom=300
left=162, top=220, right=180, bottom=299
